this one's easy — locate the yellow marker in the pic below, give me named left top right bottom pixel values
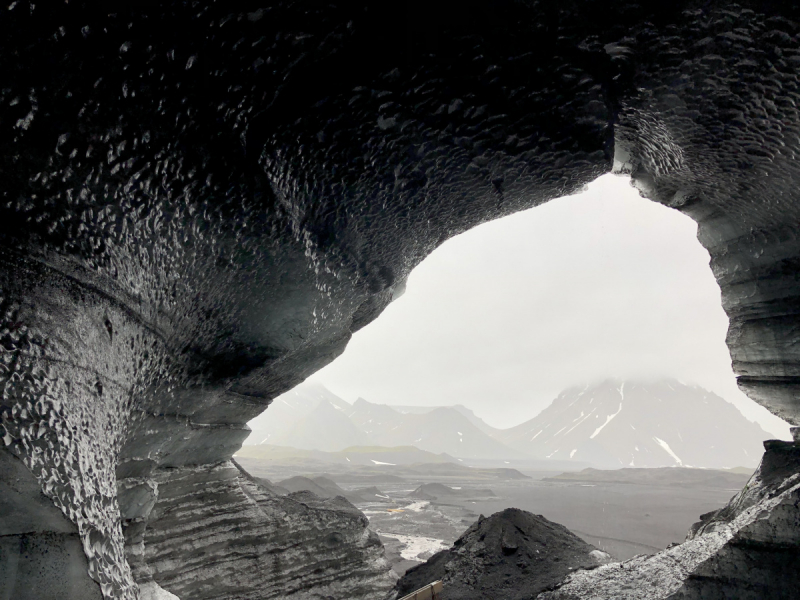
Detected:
left=398, top=581, right=444, bottom=600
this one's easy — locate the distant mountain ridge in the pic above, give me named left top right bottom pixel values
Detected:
left=346, top=399, right=519, bottom=459
left=496, top=379, right=769, bottom=468
left=247, top=386, right=520, bottom=459
left=245, top=379, right=770, bottom=467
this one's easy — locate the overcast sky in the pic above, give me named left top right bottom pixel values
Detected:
left=310, top=174, right=791, bottom=437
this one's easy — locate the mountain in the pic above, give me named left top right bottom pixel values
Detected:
left=272, top=399, right=374, bottom=452
left=497, top=380, right=770, bottom=468
left=244, top=382, right=516, bottom=458
left=346, top=399, right=520, bottom=459
left=234, top=444, right=457, bottom=467
left=392, top=404, right=501, bottom=437
left=245, top=380, right=352, bottom=445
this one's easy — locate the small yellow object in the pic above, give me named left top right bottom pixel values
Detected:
left=398, top=581, right=443, bottom=600
left=387, top=508, right=405, bottom=513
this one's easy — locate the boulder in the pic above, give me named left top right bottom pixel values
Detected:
left=392, top=508, right=611, bottom=600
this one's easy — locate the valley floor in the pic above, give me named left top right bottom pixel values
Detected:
left=236, top=457, right=751, bottom=574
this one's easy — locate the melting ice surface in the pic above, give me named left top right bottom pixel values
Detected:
left=381, top=533, right=450, bottom=561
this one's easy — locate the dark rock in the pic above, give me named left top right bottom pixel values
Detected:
left=278, top=475, right=370, bottom=504
left=391, top=508, right=610, bottom=600
left=252, top=476, right=290, bottom=497
left=790, top=427, right=800, bottom=443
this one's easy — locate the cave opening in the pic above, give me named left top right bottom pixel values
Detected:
left=304, top=173, right=789, bottom=437
left=241, top=172, right=791, bottom=571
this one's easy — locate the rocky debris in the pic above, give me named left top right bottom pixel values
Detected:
left=391, top=508, right=611, bottom=600
left=538, top=441, right=800, bottom=599
left=140, top=461, right=396, bottom=600
left=410, top=483, right=495, bottom=501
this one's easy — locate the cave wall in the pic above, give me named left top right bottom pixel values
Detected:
left=1, top=1, right=799, bottom=598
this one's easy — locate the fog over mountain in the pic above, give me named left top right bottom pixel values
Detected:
left=497, top=379, right=769, bottom=469
left=309, top=175, right=791, bottom=437
left=246, top=381, right=351, bottom=446
left=246, top=380, right=770, bottom=468
left=349, top=399, right=517, bottom=460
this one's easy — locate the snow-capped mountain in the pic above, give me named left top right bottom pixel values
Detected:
left=497, top=380, right=770, bottom=468
left=245, top=379, right=770, bottom=468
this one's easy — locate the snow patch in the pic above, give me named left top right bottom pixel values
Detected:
left=654, top=436, right=683, bottom=465
left=381, top=533, right=449, bottom=562
left=564, top=407, right=596, bottom=436
left=590, top=403, right=623, bottom=439
left=371, top=460, right=396, bottom=466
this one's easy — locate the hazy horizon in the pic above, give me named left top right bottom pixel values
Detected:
left=309, top=174, right=791, bottom=437
left=303, top=376, right=773, bottom=433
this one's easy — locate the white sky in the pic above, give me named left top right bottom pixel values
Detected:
left=312, top=174, right=791, bottom=438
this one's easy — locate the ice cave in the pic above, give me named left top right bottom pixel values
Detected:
left=1, top=2, right=800, bottom=599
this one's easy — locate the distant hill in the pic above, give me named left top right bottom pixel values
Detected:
left=543, top=467, right=752, bottom=489
left=244, top=381, right=520, bottom=459
left=277, top=475, right=371, bottom=504
left=235, top=443, right=457, bottom=466
left=497, top=380, right=770, bottom=468
left=244, top=379, right=770, bottom=468
left=410, top=483, right=495, bottom=501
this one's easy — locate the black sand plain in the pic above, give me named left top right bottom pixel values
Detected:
left=236, top=454, right=752, bottom=574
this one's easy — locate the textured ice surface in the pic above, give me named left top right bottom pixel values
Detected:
left=1, top=1, right=800, bottom=598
